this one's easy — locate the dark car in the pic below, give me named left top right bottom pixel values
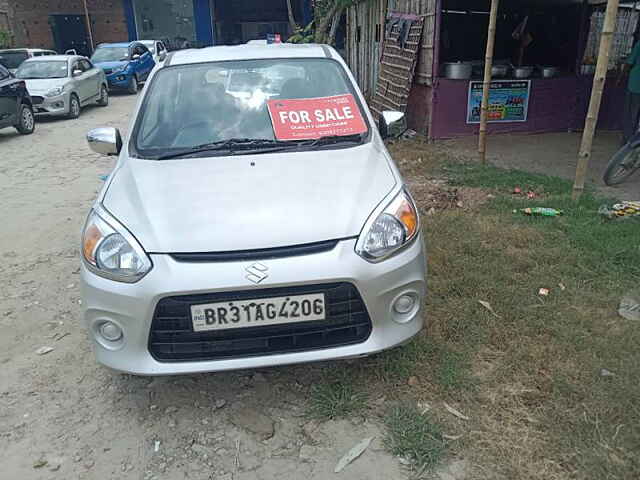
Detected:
left=0, top=64, right=35, bottom=135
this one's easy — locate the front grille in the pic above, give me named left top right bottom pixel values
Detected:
left=31, top=96, right=44, bottom=105
left=169, top=239, right=341, bottom=263
left=149, top=283, right=372, bottom=362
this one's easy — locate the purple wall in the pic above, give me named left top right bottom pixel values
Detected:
left=429, top=76, right=625, bottom=139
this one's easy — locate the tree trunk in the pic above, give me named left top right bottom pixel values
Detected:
left=478, top=0, right=500, bottom=164
left=327, top=7, right=345, bottom=45
left=286, top=0, right=298, bottom=34
left=315, top=2, right=341, bottom=44
left=572, top=0, right=620, bottom=200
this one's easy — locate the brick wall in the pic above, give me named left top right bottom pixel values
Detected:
left=10, top=0, right=128, bottom=50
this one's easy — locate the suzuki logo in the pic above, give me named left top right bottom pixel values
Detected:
left=245, top=262, right=269, bottom=284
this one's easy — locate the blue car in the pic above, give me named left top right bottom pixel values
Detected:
left=91, top=42, right=155, bottom=94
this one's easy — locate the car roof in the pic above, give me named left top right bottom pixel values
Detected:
left=23, top=55, right=81, bottom=63
left=168, top=43, right=333, bottom=66
left=0, top=48, right=55, bottom=53
left=97, top=42, right=134, bottom=48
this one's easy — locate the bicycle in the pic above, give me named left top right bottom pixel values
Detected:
left=603, top=132, right=640, bottom=186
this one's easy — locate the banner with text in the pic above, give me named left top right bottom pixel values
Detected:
left=467, top=80, right=531, bottom=124
left=267, top=94, right=368, bottom=141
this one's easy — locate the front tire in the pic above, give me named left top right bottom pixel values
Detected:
left=127, top=75, right=138, bottom=94
left=603, top=143, right=640, bottom=186
left=97, top=84, right=109, bottom=106
left=15, top=104, right=35, bottom=134
left=67, top=94, right=80, bottom=119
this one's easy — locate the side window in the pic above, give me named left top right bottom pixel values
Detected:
left=157, top=42, right=164, bottom=53
left=81, top=59, right=92, bottom=71
left=72, top=61, right=82, bottom=74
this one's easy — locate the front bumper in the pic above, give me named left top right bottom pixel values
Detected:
left=32, top=92, right=70, bottom=116
left=105, top=71, right=131, bottom=89
left=81, top=236, right=427, bottom=375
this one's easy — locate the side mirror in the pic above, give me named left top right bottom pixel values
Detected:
left=159, top=51, right=167, bottom=61
left=378, top=111, right=407, bottom=139
left=72, top=69, right=83, bottom=77
left=132, top=54, right=140, bottom=60
left=87, top=127, right=122, bottom=156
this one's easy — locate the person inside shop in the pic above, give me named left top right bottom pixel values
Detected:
left=619, top=40, right=640, bottom=144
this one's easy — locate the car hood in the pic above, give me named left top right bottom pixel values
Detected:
left=103, top=144, right=397, bottom=253
left=94, top=60, right=128, bottom=71
left=23, top=78, right=68, bottom=94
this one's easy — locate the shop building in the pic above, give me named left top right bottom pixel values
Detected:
left=347, top=0, right=638, bottom=139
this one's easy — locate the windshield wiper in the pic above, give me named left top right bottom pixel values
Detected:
left=154, top=134, right=365, bottom=160
left=155, top=138, right=289, bottom=160
left=305, top=133, right=365, bottom=148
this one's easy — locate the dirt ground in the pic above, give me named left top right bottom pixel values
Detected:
left=444, top=131, right=639, bottom=200
left=0, top=95, right=408, bottom=480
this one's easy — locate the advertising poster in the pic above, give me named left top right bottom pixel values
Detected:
left=267, top=94, right=368, bottom=141
left=467, top=80, right=531, bottom=123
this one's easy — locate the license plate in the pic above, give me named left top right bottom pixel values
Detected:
left=191, top=293, right=326, bottom=332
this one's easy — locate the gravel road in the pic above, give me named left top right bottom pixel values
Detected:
left=0, top=94, right=403, bottom=480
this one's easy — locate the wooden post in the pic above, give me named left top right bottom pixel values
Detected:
left=572, top=0, right=620, bottom=200
left=478, top=0, right=500, bottom=164
left=83, top=0, right=94, bottom=53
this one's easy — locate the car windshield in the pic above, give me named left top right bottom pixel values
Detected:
left=133, top=58, right=369, bottom=158
left=0, top=51, right=29, bottom=69
left=16, top=61, right=68, bottom=79
left=91, top=47, right=129, bottom=63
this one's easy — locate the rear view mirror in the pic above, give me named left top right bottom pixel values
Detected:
left=378, top=111, right=407, bottom=139
left=87, top=127, right=122, bottom=156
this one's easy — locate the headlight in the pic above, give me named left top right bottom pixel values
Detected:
left=356, top=189, right=419, bottom=261
left=45, top=86, right=64, bottom=97
left=81, top=208, right=152, bottom=282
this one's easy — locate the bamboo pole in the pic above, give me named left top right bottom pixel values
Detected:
left=572, top=0, right=620, bottom=200
left=82, top=0, right=94, bottom=53
left=478, top=0, right=500, bottom=164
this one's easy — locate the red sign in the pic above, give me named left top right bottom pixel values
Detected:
left=267, top=94, right=368, bottom=141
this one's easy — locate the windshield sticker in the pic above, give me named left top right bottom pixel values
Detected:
left=267, top=94, right=367, bottom=141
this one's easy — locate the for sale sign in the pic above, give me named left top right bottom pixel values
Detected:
left=267, top=94, right=368, bottom=141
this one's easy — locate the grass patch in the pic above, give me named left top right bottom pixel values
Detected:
left=384, top=404, right=446, bottom=471
left=376, top=148, right=640, bottom=478
left=307, top=372, right=367, bottom=420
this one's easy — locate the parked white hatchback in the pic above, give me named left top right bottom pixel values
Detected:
left=81, top=43, right=426, bottom=375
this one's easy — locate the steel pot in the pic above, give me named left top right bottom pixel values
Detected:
left=443, top=62, right=472, bottom=80
left=513, top=66, right=534, bottom=79
left=540, top=66, right=558, bottom=78
left=491, top=64, right=509, bottom=78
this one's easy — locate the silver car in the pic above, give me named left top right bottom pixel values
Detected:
left=15, top=55, right=108, bottom=118
left=81, top=43, right=426, bottom=375
left=140, top=40, right=168, bottom=64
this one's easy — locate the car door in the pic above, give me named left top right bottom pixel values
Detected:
left=137, top=45, right=154, bottom=80
left=81, top=59, right=101, bottom=99
left=0, top=65, right=19, bottom=127
left=71, top=59, right=91, bottom=103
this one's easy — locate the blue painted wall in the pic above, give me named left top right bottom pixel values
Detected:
left=193, top=0, right=214, bottom=46
left=122, top=0, right=137, bottom=41
left=302, top=0, right=312, bottom=26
